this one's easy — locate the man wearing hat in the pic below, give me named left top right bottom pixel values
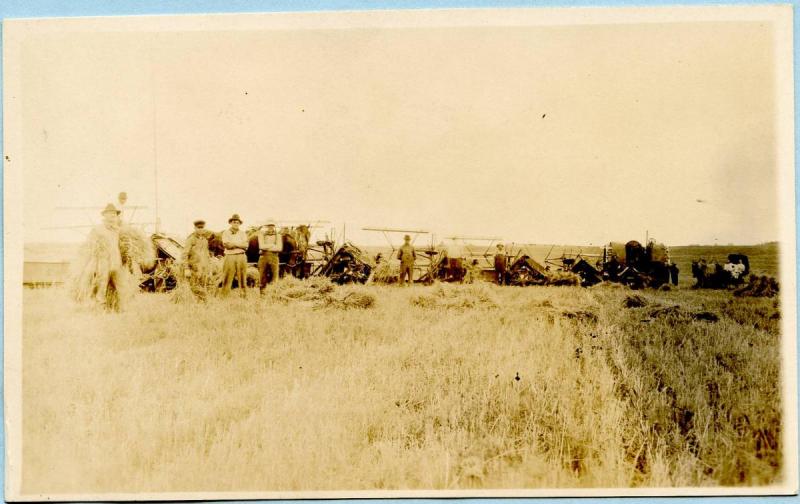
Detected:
left=396, top=234, right=416, bottom=286
left=181, top=219, right=211, bottom=301
left=221, top=213, right=249, bottom=297
left=83, top=203, right=124, bottom=310
left=494, top=243, right=507, bottom=285
left=257, top=219, right=283, bottom=293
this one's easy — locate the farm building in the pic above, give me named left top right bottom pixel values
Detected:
left=23, top=261, right=70, bottom=286
left=23, top=242, right=79, bottom=286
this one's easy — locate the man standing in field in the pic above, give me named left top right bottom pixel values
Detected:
left=182, top=219, right=211, bottom=301
left=397, top=234, right=416, bottom=286
left=494, top=243, right=507, bottom=285
left=221, top=214, right=249, bottom=298
left=257, top=220, right=282, bottom=294
left=72, top=203, right=124, bottom=311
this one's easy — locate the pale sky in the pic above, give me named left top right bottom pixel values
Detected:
left=15, top=15, right=781, bottom=246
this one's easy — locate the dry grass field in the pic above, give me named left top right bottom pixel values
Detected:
left=20, top=244, right=784, bottom=494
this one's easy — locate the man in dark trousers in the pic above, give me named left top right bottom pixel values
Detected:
left=257, top=220, right=282, bottom=293
left=494, top=243, right=508, bottom=285
left=221, top=214, right=249, bottom=298
left=397, top=234, right=416, bottom=286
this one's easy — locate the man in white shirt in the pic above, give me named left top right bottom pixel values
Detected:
left=257, top=219, right=283, bottom=293
left=221, top=214, right=249, bottom=297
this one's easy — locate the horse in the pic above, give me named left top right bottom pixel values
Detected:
left=692, top=259, right=729, bottom=289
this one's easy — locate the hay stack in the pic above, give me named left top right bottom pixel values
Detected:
left=464, top=261, right=483, bottom=284
left=206, top=256, right=224, bottom=292
left=170, top=277, right=196, bottom=304
left=623, top=294, right=648, bottom=308
left=734, top=275, right=780, bottom=298
left=370, top=261, right=400, bottom=284
left=118, top=225, right=156, bottom=274
left=69, top=226, right=141, bottom=308
left=69, top=232, right=111, bottom=304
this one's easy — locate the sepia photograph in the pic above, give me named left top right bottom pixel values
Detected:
left=2, top=4, right=797, bottom=500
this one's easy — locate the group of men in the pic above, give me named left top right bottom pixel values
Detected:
left=182, top=213, right=287, bottom=300
left=86, top=201, right=507, bottom=310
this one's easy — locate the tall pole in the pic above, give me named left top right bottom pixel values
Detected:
left=149, top=45, right=160, bottom=234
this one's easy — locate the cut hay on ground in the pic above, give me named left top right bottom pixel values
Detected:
left=644, top=304, right=719, bottom=323
left=263, top=276, right=336, bottom=304
left=545, top=270, right=582, bottom=286
left=411, top=282, right=498, bottom=310
left=315, top=288, right=376, bottom=310
left=561, top=309, right=599, bottom=324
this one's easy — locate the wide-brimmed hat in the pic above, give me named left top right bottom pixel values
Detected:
left=265, top=218, right=277, bottom=227
left=228, top=214, right=243, bottom=224
left=101, top=203, right=120, bottom=216
left=193, top=219, right=206, bottom=227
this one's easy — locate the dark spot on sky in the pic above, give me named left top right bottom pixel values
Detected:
left=244, top=91, right=248, bottom=95
left=302, top=109, right=305, bottom=112
left=542, top=114, right=546, bottom=118
left=4, top=156, right=9, bottom=162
